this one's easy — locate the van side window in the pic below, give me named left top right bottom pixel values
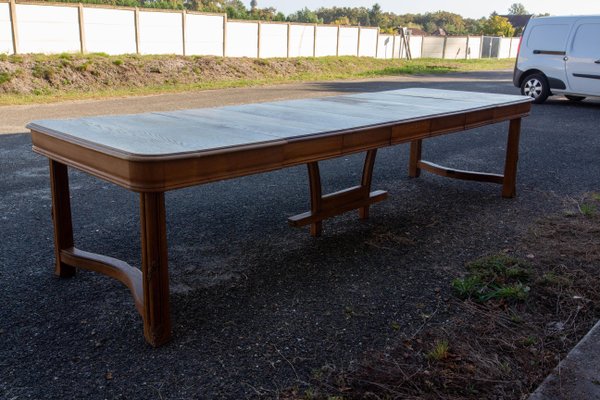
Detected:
left=527, top=24, right=570, bottom=52
left=571, top=24, right=600, bottom=56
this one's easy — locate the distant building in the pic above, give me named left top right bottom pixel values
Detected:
left=407, top=27, right=429, bottom=36
left=499, top=14, right=534, bottom=35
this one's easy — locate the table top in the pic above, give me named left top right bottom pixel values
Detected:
left=28, top=89, right=531, bottom=158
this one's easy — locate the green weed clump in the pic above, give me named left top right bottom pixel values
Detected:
left=452, top=255, right=531, bottom=303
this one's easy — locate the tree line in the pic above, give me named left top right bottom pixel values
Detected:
left=48, top=0, right=544, bottom=36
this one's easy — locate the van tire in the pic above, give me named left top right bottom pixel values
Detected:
left=521, top=73, right=550, bottom=104
left=565, top=95, right=586, bottom=102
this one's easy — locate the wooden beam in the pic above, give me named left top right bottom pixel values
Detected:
left=502, top=118, right=521, bottom=198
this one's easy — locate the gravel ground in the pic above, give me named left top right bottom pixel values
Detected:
left=1, top=73, right=599, bottom=399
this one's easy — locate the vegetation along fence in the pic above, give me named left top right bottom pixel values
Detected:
left=0, top=0, right=520, bottom=59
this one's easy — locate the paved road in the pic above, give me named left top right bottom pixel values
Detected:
left=1, top=72, right=599, bottom=399
left=0, top=71, right=514, bottom=134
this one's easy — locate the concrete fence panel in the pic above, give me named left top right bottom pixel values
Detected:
left=84, top=7, right=136, bottom=55
left=0, top=2, right=13, bottom=54
left=358, top=27, right=377, bottom=57
left=376, top=34, right=393, bottom=59
left=314, top=25, right=337, bottom=57
left=138, top=10, right=183, bottom=55
left=409, top=35, right=423, bottom=58
left=509, top=37, right=520, bottom=58
left=16, top=4, right=80, bottom=54
left=421, top=36, right=444, bottom=58
left=259, top=22, right=287, bottom=58
left=338, top=26, right=358, bottom=56
left=444, top=37, right=467, bottom=59
left=226, top=21, right=258, bottom=57
left=186, top=13, right=224, bottom=56
left=467, top=36, right=481, bottom=59
left=393, top=34, right=402, bottom=59
left=288, top=24, right=314, bottom=57
left=498, top=37, right=512, bottom=59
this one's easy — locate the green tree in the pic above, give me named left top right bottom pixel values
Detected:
left=287, top=7, right=322, bottom=24
left=369, top=3, right=382, bottom=27
left=508, top=3, right=528, bottom=15
left=483, top=14, right=515, bottom=36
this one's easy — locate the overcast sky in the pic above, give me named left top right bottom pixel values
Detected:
left=250, top=1, right=600, bottom=19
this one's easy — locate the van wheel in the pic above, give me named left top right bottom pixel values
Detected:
left=521, top=74, right=550, bottom=104
left=565, top=95, right=586, bottom=102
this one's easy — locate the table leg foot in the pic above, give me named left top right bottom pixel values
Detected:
left=140, top=192, right=172, bottom=347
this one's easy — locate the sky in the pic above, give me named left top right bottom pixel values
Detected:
left=249, top=1, right=600, bottom=19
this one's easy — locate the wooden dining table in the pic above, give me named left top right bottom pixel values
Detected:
left=29, top=88, right=532, bottom=346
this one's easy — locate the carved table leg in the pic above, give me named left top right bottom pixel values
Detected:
left=502, top=118, right=521, bottom=199
left=49, top=160, right=76, bottom=278
left=307, top=162, right=323, bottom=237
left=140, top=192, right=172, bottom=347
left=408, top=139, right=422, bottom=178
left=289, top=150, right=388, bottom=236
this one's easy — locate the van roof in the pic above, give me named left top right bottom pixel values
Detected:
left=532, top=15, right=600, bottom=22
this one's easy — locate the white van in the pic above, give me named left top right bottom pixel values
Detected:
left=513, top=15, right=600, bottom=103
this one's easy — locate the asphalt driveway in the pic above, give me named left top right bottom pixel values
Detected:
left=1, top=72, right=599, bottom=399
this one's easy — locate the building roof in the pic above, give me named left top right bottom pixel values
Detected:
left=499, top=14, right=533, bottom=29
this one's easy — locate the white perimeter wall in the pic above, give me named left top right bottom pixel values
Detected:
left=337, top=26, right=358, bottom=56
left=498, top=37, right=512, bottom=59
left=0, top=3, right=13, bottom=54
left=289, top=24, right=314, bottom=57
left=358, top=28, right=377, bottom=57
left=421, top=37, right=444, bottom=58
left=16, top=4, right=80, bottom=54
left=226, top=21, right=258, bottom=57
left=315, top=25, right=337, bottom=56
left=377, top=35, right=393, bottom=59
left=84, top=8, right=136, bottom=55
left=509, top=37, right=520, bottom=58
left=186, top=13, right=224, bottom=56
left=409, top=36, right=422, bottom=58
left=444, top=37, right=466, bottom=59
left=467, top=36, right=481, bottom=59
left=259, top=23, right=287, bottom=58
left=138, top=11, right=183, bottom=55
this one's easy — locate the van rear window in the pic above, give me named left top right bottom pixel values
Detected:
left=527, top=24, right=571, bottom=52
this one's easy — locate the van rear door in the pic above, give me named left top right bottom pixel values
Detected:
left=566, top=19, right=600, bottom=96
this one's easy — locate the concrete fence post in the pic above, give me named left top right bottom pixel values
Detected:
left=286, top=22, right=290, bottom=58
left=134, top=7, right=140, bottom=55
left=313, top=24, right=317, bottom=57
left=77, top=3, right=86, bottom=54
left=336, top=25, right=340, bottom=56
left=391, top=34, right=396, bottom=59
left=420, top=35, right=425, bottom=58
left=222, top=14, right=227, bottom=57
left=441, top=36, right=447, bottom=59
left=257, top=21, right=261, bottom=58
left=356, top=26, right=361, bottom=57
left=465, top=35, right=470, bottom=60
left=375, top=27, right=379, bottom=59
left=479, top=35, right=484, bottom=58
left=181, top=9, right=186, bottom=56
left=8, top=0, right=18, bottom=55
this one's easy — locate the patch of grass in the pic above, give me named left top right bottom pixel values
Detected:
left=427, top=340, right=450, bottom=361
left=0, top=72, right=11, bottom=85
left=452, top=254, right=531, bottom=303
left=0, top=55, right=515, bottom=106
left=579, top=203, right=597, bottom=217
left=591, top=193, right=600, bottom=201
left=32, top=64, right=55, bottom=81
